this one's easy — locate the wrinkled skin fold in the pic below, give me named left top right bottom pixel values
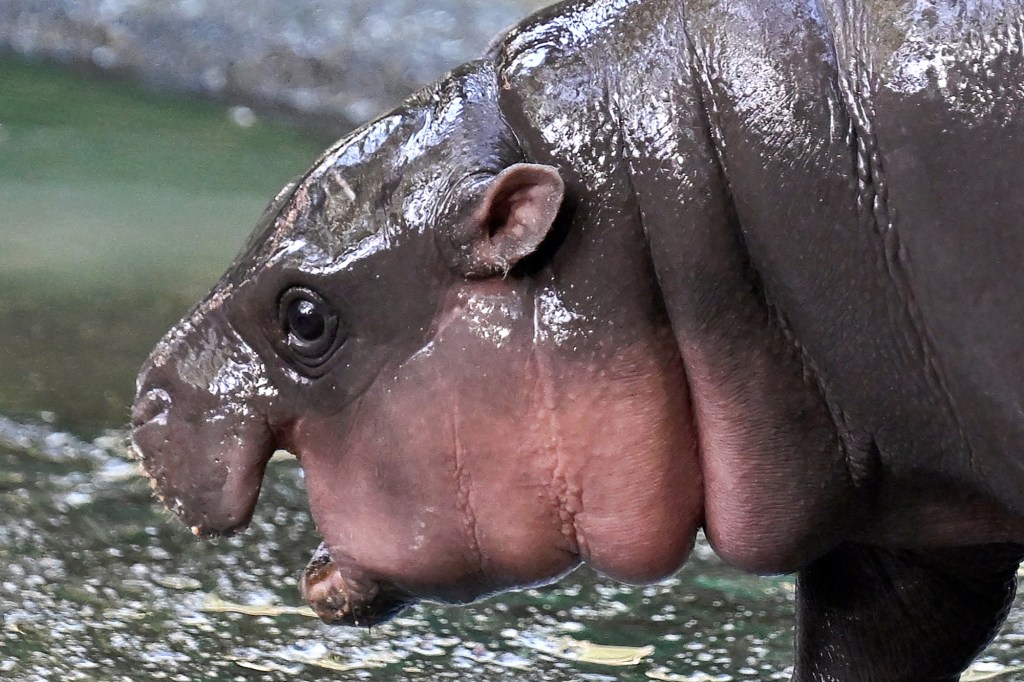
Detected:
left=133, top=0, right=1024, bottom=678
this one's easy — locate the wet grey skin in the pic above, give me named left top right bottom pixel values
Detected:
left=132, top=0, right=1024, bottom=678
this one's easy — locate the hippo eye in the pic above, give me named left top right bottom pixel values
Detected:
left=287, top=299, right=326, bottom=342
left=277, top=287, right=342, bottom=369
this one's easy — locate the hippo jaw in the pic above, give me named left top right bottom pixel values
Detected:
left=283, top=279, right=702, bottom=622
left=131, top=299, right=277, bottom=537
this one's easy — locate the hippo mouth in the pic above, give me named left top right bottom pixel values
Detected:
left=300, top=543, right=415, bottom=626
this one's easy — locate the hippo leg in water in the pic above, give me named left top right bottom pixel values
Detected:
left=133, top=0, right=1024, bottom=678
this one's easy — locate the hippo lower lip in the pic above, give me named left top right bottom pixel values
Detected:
left=300, top=543, right=415, bottom=627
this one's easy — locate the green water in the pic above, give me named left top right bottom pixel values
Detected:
left=1, top=58, right=1023, bottom=681
left=0, top=59, right=326, bottom=436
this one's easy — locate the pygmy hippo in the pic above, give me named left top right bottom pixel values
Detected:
left=131, top=0, right=1024, bottom=678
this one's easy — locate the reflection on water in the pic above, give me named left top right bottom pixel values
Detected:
left=1, top=59, right=1024, bottom=681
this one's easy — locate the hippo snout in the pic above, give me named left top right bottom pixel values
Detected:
left=300, top=544, right=414, bottom=627
left=130, top=314, right=278, bottom=537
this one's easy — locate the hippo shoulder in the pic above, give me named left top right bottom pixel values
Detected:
left=490, top=0, right=690, bottom=190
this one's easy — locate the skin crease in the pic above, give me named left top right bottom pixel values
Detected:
left=496, top=0, right=860, bottom=573
left=132, top=0, right=1024, bottom=678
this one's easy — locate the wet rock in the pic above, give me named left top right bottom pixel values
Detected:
left=0, top=0, right=551, bottom=136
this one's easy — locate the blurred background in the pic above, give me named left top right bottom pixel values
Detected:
left=0, top=2, right=1022, bottom=681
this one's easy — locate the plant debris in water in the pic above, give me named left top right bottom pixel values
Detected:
left=522, top=636, right=655, bottom=666
left=201, top=594, right=318, bottom=618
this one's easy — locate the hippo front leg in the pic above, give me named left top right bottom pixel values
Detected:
left=794, top=543, right=1024, bottom=682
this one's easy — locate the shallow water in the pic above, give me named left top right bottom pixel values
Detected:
left=2, top=59, right=1024, bottom=681
left=0, top=425, right=799, bottom=681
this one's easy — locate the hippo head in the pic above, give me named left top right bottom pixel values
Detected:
left=132, top=61, right=702, bottom=625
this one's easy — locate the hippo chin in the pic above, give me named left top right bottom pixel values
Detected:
left=134, top=0, right=1024, bottom=678
left=299, top=543, right=413, bottom=627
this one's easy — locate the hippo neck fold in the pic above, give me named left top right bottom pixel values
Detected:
left=490, top=0, right=863, bottom=572
left=492, top=0, right=1024, bottom=568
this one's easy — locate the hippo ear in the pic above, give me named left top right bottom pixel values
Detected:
left=450, top=163, right=564, bottom=277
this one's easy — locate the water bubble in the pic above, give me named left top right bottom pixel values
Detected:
left=228, top=106, right=257, bottom=128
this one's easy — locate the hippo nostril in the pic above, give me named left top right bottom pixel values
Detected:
left=132, top=387, right=172, bottom=428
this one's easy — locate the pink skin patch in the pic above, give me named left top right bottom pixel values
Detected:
left=291, top=280, right=703, bottom=615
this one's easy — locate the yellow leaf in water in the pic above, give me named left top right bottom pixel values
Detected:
left=303, top=657, right=389, bottom=672
left=200, top=594, right=317, bottom=618
left=233, top=659, right=295, bottom=673
left=152, top=574, right=201, bottom=591
left=534, top=637, right=655, bottom=666
left=962, top=664, right=1024, bottom=681
left=646, top=668, right=722, bottom=681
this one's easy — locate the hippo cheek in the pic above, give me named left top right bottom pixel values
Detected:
left=295, top=378, right=581, bottom=606
left=293, top=314, right=702, bottom=610
left=293, top=349, right=587, bottom=607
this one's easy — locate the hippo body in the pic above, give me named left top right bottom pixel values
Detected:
left=132, top=0, right=1024, bottom=679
